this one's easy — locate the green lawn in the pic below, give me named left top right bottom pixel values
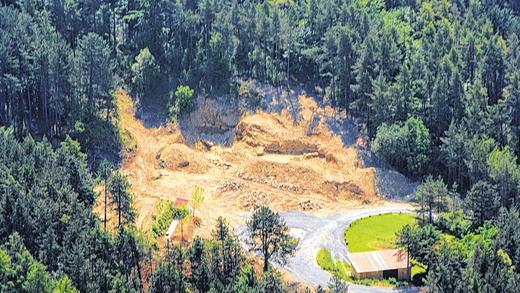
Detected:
left=316, top=248, right=352, bottom=280
left=344, top=213, right=417, bottom=252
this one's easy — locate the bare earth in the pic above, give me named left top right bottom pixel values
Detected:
left=110, top=89, right=416, bottom=290
left=114, top=89, right=392, bottom=235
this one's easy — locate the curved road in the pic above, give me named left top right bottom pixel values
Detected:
left=280, top=207, right=420, bottom=293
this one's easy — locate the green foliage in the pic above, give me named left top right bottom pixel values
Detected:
left=151, top=200, right=176, bottom=239
left=169, top=85, right=195, bottom=121
left=108, top=171, right=135, bottom=228
left=53, top=277, right=79, bottom=293
left=487, top=146, right=520, bottom=205
left=436, top=210, right=472, bottom=238
left=464, top=181, right=501, bottom=228
left=0, top=234, right=78, bottom=293
left=373, top=117, right=430, bottom=176
left=190, top=185, right=204, bottom=216
left=415, top=176, right=449, bottom=224
left=396, top=223, right=441, bottom=267
left=3, top=0, right=520, bottom=290
left=0, top=128, right=146, bottom=292
left=316, top=248, right=351, bottom=280
left=246, top=206, right=297, bottom=272
left=131, top=48, right=160, bottom=101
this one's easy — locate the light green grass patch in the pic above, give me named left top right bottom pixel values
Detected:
left=344, top=213, right=416, bottom=252
left=316, top=248, right=352, bottom=280
left=411, top=260, right=427, bottom=277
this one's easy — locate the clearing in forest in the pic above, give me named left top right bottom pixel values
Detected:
left=112, top=88, right=405, bottom=239
left=344, top=213, right=416, bottom=252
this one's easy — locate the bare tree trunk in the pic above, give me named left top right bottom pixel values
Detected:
left=104, top=179, right=108, bottom=230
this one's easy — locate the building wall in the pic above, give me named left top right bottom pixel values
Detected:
left=397, top=268, right=409, bottom=281
left=352, top=268, right=410, bottom=281
left=353, top=270, right=383, bottom=280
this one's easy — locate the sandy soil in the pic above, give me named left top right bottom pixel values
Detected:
left=113, top=89, right=403, bottom=239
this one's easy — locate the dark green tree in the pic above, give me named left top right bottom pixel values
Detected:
left=98, top=159, right=113, bottom=231
left=416, top=176, right=449, bottom=224
left=108, top=171, right=135, bottom=228
left=464, top=181, right=501, bottom=228
left=246, top=206, right=297, bottom=272
left=131, top=48, right=160, bottom=102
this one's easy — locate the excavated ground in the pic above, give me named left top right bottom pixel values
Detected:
left=112, top=89, right=405, bottom=238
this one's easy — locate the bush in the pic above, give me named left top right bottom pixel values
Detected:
left=131, top=48, right=160, bottom=101
left=373, top=116, right=430, bottom=176
left=168, top=85, right=195, bottom=121
left=151, top=200, right=176, bottom=238
left=316, top=248, right=336, bottom=272
left=436, top=210, right=472, bottom=238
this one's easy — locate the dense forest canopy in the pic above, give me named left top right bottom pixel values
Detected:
left=1, top=0, right=520, bottom=292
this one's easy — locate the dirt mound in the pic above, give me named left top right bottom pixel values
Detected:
left=235, top=111, right=319, bottom=155
left=157, top=143, right=210, bottom=174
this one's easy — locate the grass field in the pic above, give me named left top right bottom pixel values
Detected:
left=316, top=248, right=352, bottom=280
left=344, top=213, right=416, bottom=252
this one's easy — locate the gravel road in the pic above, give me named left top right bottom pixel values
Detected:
left=280, top=207, right=420, bottom=293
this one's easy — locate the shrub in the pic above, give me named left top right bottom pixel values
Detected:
left=168, top=85, right=195, bottom=121
left=151, top=200, right=176, bottom=238
left=373, top=116, right=430, bottom=176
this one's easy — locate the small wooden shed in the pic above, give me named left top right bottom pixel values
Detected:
left=348, top=249, right=410, bottom=281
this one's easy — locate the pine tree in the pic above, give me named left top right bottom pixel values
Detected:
left=108, top=171, right=135, bottom=228
left=352, top=36, right=376, bottom=129
left=98, top=160, right=113, bottom=231
left=464, top=181, right=500, bottom=227
left=72, top=33, right=114, bottom=115
left=481, top=35, right=506, bottom=104
left=246, top=206, right=297, bottom=272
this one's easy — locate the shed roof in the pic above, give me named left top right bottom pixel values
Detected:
left=348, top=249, right=409, bottom=273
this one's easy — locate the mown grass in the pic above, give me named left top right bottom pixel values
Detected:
left=316, top=248, right=352, bottom=280
left=344, top=213, right=417, bottom=252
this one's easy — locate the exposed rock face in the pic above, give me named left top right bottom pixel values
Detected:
left=180, top=95, right=242, bottom=145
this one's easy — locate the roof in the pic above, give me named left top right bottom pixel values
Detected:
left=348, top=249, right=409, bottom=273
left=174, top=198, right=189, bottom=207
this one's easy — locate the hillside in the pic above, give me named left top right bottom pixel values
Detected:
left=114, top=89, right=405, bottom=237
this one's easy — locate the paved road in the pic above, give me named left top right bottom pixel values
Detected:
left=280, top=207, right=420, bottom=293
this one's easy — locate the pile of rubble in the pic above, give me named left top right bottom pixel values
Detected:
left=242, top=191, right=272, bottom=211
left=298, top=199, right=322, bottom=211
left=211, top=159, right=232, bottom=170
left=217, top=180, right=246, bottom=192
left=237, top=172, right=303, bottom=193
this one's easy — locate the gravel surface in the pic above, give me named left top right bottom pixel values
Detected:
left=279, top=207, right=421, bottom=293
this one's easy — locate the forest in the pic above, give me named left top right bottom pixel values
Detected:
left=0, top=0, right=520, bottom=292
